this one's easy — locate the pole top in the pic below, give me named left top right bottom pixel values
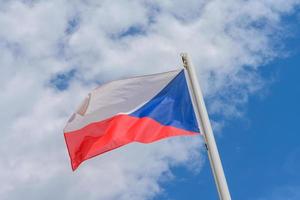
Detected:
left=180, top=52, right=189, bottom=69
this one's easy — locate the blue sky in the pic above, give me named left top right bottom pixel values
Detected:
left=155, top=14, right=300, bottom=200
left=157, top=54, right=300, bottom=200
left=1, top=1, right=300, bottom=200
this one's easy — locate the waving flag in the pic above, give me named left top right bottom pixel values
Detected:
left=64, top=69, right=200, bottom=170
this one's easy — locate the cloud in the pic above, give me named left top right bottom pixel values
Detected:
left=0, top=0, right=299, bottom=200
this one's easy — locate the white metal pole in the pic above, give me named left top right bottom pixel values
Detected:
left=181, top=53, right=232, bottom=200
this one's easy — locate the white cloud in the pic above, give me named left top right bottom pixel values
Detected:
left=0, top=0, right=299, bottom=199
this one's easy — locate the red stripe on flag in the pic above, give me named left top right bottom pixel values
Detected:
left=64, top=114, right=197, bottom=170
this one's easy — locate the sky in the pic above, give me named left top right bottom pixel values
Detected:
left=0, top=0, right=299, bottom=200
left=155, top=35, right=300, bottom=200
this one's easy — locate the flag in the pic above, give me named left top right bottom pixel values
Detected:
left=64, top=69, right=200, bottom=170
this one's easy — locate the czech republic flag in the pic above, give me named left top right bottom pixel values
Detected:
left=64, top=69, right=200, bottom=170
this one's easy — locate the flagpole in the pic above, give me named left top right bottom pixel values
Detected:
left=181, top=53, right=232, bottom=200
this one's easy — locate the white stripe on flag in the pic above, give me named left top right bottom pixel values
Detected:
left=64, top=69, right=181, bottom=132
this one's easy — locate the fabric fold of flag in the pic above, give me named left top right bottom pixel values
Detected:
left=64, top=69, right=200, bottom=170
